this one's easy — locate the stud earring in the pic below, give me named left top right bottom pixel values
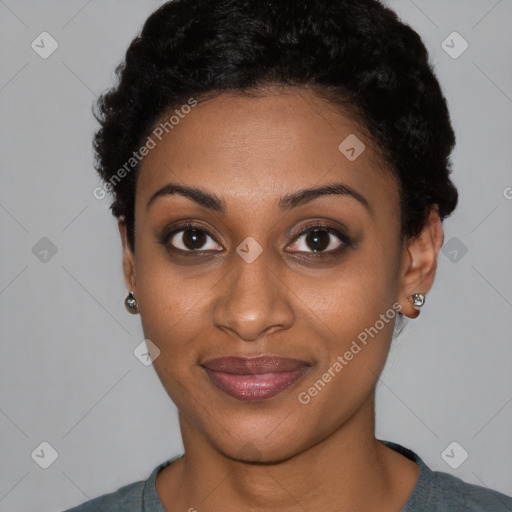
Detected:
left=411, top=293, right=425, bottom=310
left=124, top=291, right=138, bottom=314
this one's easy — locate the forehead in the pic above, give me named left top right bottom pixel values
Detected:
left=136, top=88, right=398, bottom=216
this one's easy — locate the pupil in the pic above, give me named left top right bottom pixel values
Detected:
left=306, top=229, right=329, bottom=251
left=184, top=228, right=206, bottom=250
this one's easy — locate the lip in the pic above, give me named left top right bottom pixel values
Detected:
left=201, top=355, right=312, bottom=401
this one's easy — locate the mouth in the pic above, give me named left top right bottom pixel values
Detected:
left=201, top=355, right=312, bottom=402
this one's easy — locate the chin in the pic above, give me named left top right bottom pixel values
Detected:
left=200, top=411, right=313, bottom=465
left=219, top=438, right=303, bottom=465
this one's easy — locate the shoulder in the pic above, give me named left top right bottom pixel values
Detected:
left=61, top=454, right=183, bottom=512
left=61, top=479, right=145, bottom=512
left=427, top=469, right=512, bottom=511
left=379, top=439, right=512, bottom=512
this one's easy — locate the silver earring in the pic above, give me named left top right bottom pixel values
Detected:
left=411, top=293, right=425, bottom=309
left=124, top=291, right=138, bottom=314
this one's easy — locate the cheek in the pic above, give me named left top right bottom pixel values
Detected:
left=133, top=246, right=210, bottom=362
left=297, top=246, right=400, bottom=339
left=294, top=276, right=399, bottom=435
left=302, top=275, right=397, bottom=385
left=292, top=237, right=400, bottom=390
left=134, top=230, right=213, bottom=317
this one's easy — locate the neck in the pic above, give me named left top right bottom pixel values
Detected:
left=156, top=395, right=418, bottom=511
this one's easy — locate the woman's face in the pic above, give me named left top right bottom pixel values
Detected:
left=122, top=87, right=412, bottom=462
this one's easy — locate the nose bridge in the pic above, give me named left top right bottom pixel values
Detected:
left=211, top=240, right=294, bottom=341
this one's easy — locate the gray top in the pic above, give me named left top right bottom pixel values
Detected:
left=63, top=440, right=512, bottom=511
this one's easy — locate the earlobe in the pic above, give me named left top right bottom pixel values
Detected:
left=398, top=206, right=444, bottom=318
left=118, top=217, right=136, bottom=293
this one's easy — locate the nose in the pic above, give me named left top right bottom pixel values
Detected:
left=211, top=247, right=295, bottom=342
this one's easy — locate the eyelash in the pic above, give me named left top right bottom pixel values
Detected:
left=160, top=221, right=352, bottom=259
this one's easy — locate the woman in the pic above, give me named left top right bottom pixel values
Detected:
left=65, top=0, right=512, bottom=510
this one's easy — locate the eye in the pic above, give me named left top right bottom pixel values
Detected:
left=286, top=224, right=350, bottom=254
left=163, top=223, right=223, bottom=252
left=160, top=222, right=352, bottom=257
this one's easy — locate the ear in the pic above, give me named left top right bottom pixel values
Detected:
left=398, top=206, right=444, bottom=318
left=118, top=217, right=136, bottom=293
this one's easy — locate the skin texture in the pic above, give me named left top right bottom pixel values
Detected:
left=118, top=86, right=444, bottom=511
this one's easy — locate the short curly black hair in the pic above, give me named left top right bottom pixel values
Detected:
left=93, top=0, right=458, bottom=252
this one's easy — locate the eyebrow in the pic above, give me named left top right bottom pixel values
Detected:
left=146, top=181, right=370, bottom=214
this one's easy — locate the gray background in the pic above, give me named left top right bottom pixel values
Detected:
left=0, top=1, right=511, bottom=510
